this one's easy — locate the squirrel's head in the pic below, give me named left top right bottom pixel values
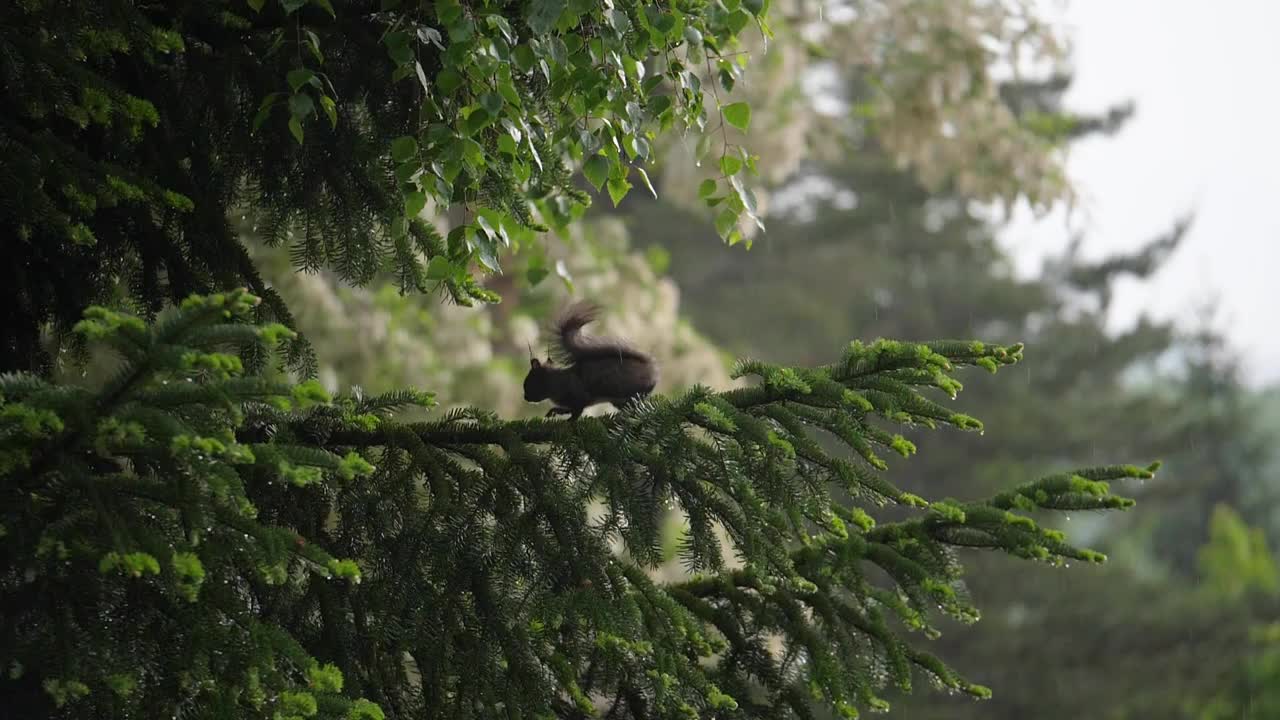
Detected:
left=522, top=357, right=554, bottom=401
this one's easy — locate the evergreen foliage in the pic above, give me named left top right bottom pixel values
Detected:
left=1, top=292, right=1155, bottom=718
left=2, top=1, right=1163, bottom=717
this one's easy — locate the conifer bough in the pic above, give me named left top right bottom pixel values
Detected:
left=0, top=291, right=1157, bottom=718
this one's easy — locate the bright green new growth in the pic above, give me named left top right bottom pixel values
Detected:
left=0, top=294, right=1155, bottom=718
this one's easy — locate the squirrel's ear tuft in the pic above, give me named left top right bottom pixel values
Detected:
left=530, top=358, right=541, bottom=368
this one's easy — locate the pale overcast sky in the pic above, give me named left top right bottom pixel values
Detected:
left=1000, top=0, right=1280, bottom=387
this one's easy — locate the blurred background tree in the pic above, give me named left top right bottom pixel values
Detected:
left=612, top=39, right=1280, bottom=719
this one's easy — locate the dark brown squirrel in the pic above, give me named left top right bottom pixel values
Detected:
left=523, top=301, right=658, bottom=419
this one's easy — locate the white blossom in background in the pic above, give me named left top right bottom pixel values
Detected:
left=657, top=0, right=1077, bottom=238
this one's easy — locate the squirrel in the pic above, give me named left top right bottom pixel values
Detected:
left=522, top=301, right=659, bottom=419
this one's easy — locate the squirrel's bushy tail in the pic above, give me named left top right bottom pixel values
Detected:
left=553, top=300, right=600, bottom=357
left=550, top=300, right=649, bottom=364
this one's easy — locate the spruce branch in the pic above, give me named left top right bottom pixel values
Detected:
left=1, top=295, right=1155, bottom=719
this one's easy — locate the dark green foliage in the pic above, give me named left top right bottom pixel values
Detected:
left=1, top=295, right=1154, bottom=718
left=1, top=0, right=769, bottom=373
left=0, top=291, right=378, bottom=718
